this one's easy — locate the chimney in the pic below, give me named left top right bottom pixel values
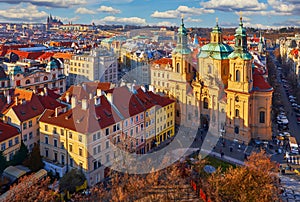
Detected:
left=96, top=89, right=102, bottom=96
left=55, top=106, right=62, bottom=117
left=7, top=94, right=11, bottom=105
left=106, top=93, right=113, bottom=104
left=43, top=87, right=48, bottom=96
left=71, top=96, right=77, bottom=109
left=15, top=97, right=18, bottom=105
left=65, top=92, right=70, bottom=103
left=82, top=83, right=86, bottom=91
left=3, top=90, right=8, bottom=97
left=94, top=96, right=101, bottom=106
left=81, top=99, right=88, bottom=110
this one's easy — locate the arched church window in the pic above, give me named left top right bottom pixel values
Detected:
left=176, top=63, right=180, bottom=73
left=259, top=111, right=265, bottom=123
left=203, top=98, right=209, bottom=109
left=235, top=70, right=240, bottom=82
left=25, top=79, right=30, bottom=84
left=208, top=65, right=212, bottom=74
left=214, top=36, right=216, bottom=42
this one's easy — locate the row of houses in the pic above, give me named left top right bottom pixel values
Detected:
left=0, top=82, right=175, bottom=186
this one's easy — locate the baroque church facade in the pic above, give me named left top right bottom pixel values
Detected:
left=151, top=17, right=273, bottom=144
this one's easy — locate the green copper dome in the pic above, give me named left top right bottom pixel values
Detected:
left=11, top=66, right=23, bottom=75
left=173, top=17, right=191, bottom=55
left=198, top=43, right=234, bottom=60
left=46, top=60, right=58, bottom=70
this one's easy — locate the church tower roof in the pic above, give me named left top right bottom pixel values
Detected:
left=228, top=14, right=252, bottom=60
left=172, top=16, right=191, bottom=55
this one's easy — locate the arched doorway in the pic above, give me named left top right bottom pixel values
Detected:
left=201, top=114, right=210, bottom=131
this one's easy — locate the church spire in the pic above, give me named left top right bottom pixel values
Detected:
left=211, top=17, right=222, bottom=43
left=173, top=16, right=191, bottom=55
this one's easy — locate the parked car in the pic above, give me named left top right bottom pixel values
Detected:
left=289, top=95, right=296, bottom=99
left=290, top=99, right=296, bottom=103
left=297, top=117, right=300, bottom=124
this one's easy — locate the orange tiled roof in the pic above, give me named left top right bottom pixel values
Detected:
left=153, top=58, right=172, bottom=65
left=52, top=52, right=73, bottom=60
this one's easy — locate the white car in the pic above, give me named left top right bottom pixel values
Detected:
left=290, top=99, right=296, bottom=103
left=289, top=95, right=296, bottom=99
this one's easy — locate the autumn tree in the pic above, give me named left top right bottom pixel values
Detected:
left=11, top=140, right=28, bottom=166
left=59, top=168, right=86, bottom=194
left=4, top=174, right=57, bottom=202
left=207, top=151, right=280, bottom=202
left=23, top=143, right=44, bottom=172
left=0, top=150, right=7, bottom=175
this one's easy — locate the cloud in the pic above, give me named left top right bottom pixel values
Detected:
left=201, top=0, right=267, bottom=12
left=97, top=6, right=121, bottom=14
left=75, top=7, right=96, bottom=14
left=185, top=17, right=202, bottom=23
left=151, top=10, right=180, bottom=19
left=267, top=0, right=300, bottom=15
left=151, top=5, right=214, bottom=19
left=95, top=16, right=146, bottom=25
left=242, top=10, right=292, bottom=16
left=272, top=18, right=300, bottom=27
left=97, top=0, right=133, bottom=3
left=0, top=4, right=47, bottom=22
left=0, top=0, right=87, bottom=8
left=59, top=16, right=80, bottom=23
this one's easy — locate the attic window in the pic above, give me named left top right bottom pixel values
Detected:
left=20, top=111, right=26, bottom=115
left=103, top=109, right=112, bottom=117
left=32, top=106, right=37, bottom=111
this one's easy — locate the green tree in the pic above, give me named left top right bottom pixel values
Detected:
left=23, top=143, right=44, bottom=172
left=59, top=168, right=86, bottom=194
left=11, top=140, right=28, bottom=166
left=0, top=150, right=7, bottom=175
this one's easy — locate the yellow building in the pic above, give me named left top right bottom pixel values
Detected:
left=39, top=96, right=123, bottom=186
left=0, top=121, right=21, bottom=161
left=2, top=88, right=66, bottom=151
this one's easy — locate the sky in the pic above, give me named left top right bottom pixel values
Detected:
left=0, top=0, right=299, bottom=28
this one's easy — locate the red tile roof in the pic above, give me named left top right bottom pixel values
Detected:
left=38, top=52, right=55, bottom=60
left=40, top=96, right=122, bottom=133
left=153, top=58, right=172, bottom=65
left=0, top=121, right=20, bottom=142
left=253, top=68, right=273, bottom=92
left=2, top=88, right=67, bottom=122
left=7, top=50, right=43, bottom=60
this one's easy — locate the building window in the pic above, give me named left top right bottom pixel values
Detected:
left=259, top=111, right=265, bottom=123
left=45, top=149, right=48, bottom=157
left=29, top=132, right=33, bottom=139
left=45, top=136, right=48, bottom=144
left=105, top=128, right=109, bottom=136
left=25, top=79, right=30, bottom=84
left=235, top=70, right=240, bottom=82
left=235, top=109, right=239, bottom=117
left=15, top=137, right=19, bottom=144
left=106, top=141, right=109, bottom=149
left=29, top=120, right=32, bottom=128
left=8, top=140, right=12, bottom=147
left=176, top=63, right=180, bottom=73
left=54, top=139, right=58, bottom=147
left=106, top=154, right=110, bottom=163
left=79, top=148, right=83, bottom=156
left=93, top=134, right=97, bottom=141
left=23, top=122, right=27, bottom=130
left=234, top=126, right=239, bottom=134
left=69, top=132, right=72, bottom=139
left=69, top=144, right=73, bottom=152
left=203, top=98, right=209, bottom=109
left=45, top=125, right=48, bottom=131
left=78, top=135, right=82, bottom=142
left=60, top=129, right=64, bottom=136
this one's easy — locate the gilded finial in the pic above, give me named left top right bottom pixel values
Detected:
left=239, top=11, right=243, bottom=22
left=216, top=17, right=219, bottom=26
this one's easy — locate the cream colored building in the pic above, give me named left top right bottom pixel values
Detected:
left=66, top=46, right=118, bottom=85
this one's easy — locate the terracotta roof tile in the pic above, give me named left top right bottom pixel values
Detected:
left=0, top=121, right=19, bottom=142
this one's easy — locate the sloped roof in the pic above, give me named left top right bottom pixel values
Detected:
left=40, top=96, right=122, bottom=133
left=252, top=68, right=273, bottom=92
left=0, top=121, right=19, bottom=142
